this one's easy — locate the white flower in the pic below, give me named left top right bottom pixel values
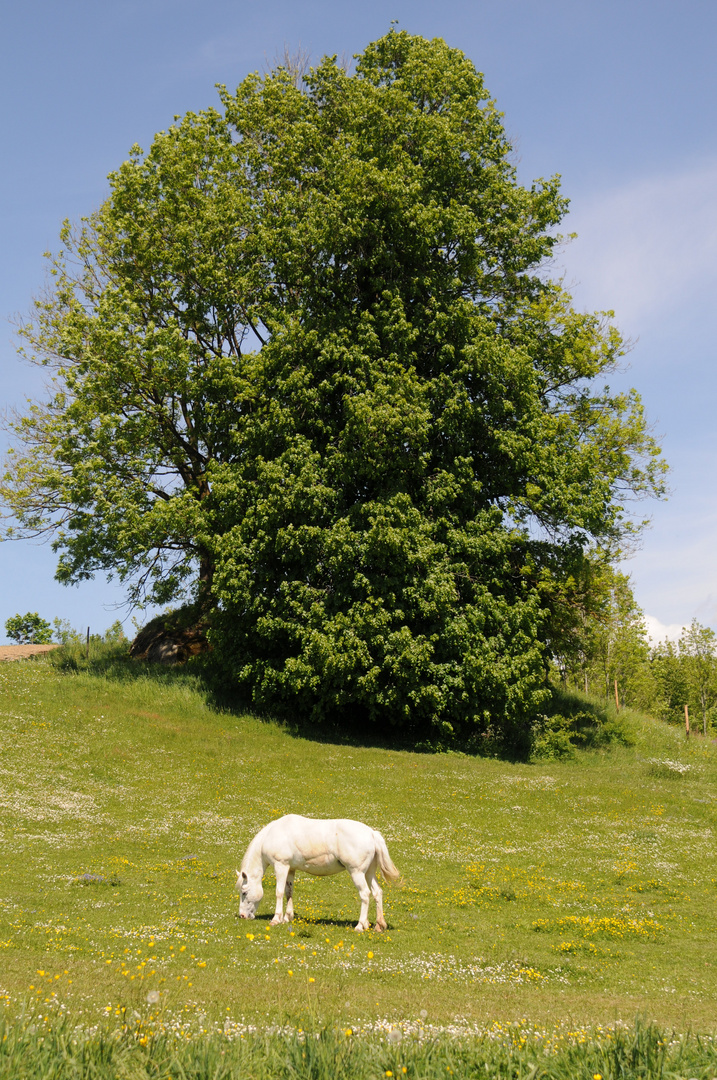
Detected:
left=146, top=990, right=160, bottom=1005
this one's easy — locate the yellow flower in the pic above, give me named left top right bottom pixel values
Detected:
left=593, top=1075, right=603, bottom=1080
left=246, top=933, right=254, bottom=940
left=309, top=977, right=315, bottom=983
left=367, top=951, right=374, bottom=959
left=386, top=1073, right=393, bottom=1077
left=288, top=970, right=293, bottom=976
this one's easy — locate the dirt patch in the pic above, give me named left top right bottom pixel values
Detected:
left=0, top=644, right=59, bottom=662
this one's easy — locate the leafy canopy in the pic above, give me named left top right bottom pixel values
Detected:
left=0, top=31, right=666, bottom=748
left=5, top=613, right=53, bottom=645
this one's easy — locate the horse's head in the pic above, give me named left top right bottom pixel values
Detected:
left=235, top=868, right=263, bottom=919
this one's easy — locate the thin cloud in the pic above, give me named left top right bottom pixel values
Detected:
left=560, top=160, right=717, bottom=328
left=185, top=35, right=251, bottom=73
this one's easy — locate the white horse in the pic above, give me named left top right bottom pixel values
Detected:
left=236, top=814, right=400, bottom=931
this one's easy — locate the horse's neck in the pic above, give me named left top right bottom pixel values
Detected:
left=242, top=831, right=266, bottom=879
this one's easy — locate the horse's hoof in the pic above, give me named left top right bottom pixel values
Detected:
left=374, top=924, right=385, bottom=932
left=354, top=924, right=365, bottom=932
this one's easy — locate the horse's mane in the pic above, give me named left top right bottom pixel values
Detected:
left=240, top=826, right=267, bottom=876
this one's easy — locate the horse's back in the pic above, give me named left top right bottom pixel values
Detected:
left=263, top=815, right=378, bottom=872
left=268, top=814, right=374, bottom=843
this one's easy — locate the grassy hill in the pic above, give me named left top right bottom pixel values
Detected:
left=0, top=649, right=716, bottom=1044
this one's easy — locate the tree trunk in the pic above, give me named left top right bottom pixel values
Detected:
left=198, top=550, right=215, bottom=610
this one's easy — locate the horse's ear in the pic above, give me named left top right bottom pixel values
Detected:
left=236, top=868, right=241, bottom=879
left=241, top=871, right=248, bottom=883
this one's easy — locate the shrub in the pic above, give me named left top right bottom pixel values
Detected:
left=4, top=612, right=53, bottom=644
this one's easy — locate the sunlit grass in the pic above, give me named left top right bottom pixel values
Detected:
left=2, top=1012, right=717, bottom=1080
left=0, top=653, right=716, bottom=1040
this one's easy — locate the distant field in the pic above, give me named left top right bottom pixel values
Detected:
left=0, top=650, right=716, bottom=1047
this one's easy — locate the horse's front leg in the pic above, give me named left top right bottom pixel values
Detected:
left=349, top=867, right=371, bottom=931
left=284, top=869, right=296, bottom=923
left=270, top=864, right=290, bottom=926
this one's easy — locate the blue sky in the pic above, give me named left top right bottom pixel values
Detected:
left=1, top=0, right=716, bottom=642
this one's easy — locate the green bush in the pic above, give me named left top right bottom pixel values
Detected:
left=531, top=687, right=636, bottom=760
left=4, top=612, right=53, bottom=644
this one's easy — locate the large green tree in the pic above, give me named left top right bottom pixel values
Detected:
left=1, top=31, right=666, bottom=748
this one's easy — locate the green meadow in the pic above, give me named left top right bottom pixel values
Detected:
left=1, top=650, right=716, bottom=1075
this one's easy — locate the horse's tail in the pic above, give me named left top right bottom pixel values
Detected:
left=373, top=830, right=401, bottom=884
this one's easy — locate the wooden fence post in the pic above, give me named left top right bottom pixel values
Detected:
left=86, top=627, right=90, bottom=661
left=685, top=703, right=690, bottom=739
left=614, top=679, right=620, bottom=712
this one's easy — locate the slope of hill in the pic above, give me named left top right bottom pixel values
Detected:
left=0, top=651, right=715, bottom=1033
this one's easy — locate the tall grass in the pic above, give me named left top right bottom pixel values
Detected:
left=1, top=1014, right=715, bottom=1079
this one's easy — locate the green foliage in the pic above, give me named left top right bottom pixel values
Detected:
left=651, top=619, right=717, bottom=734
left=0, top=31, right=666, bottom=748
left=46, top=620, right=130, bottom=671
left=679, top=619, right=717, bottom=735
left=48, top=638, right=130, bottom=672
left=532, top=685, right=636, bottom=760
left=4, top=611, right=53, bottom=644
left=556, top=569, right=655, bottom=709
left=554, top=571, right=717, bottom=738
left=103, top=619, right=127, bottom=644
left=52, top=617, right=84, bottom=645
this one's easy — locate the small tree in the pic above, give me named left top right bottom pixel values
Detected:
left=5, top=612, right=53, bottom=644
left=680, top=619, right=717, bottom=736
left=52, top=617, right=83, bottom=645
left=567, top=570, right=653, bottom=708
left=104, top=620, right=127, bottom=644
left=650, top=637, right=688, bottom=725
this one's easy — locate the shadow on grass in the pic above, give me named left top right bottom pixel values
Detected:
left=47, top=641, right=461, bottom=755
left=46, top=642, right=635, bottom=762
left=532, top=683, right=637, bottom=760
left=236, top=914, right=361, bottom=930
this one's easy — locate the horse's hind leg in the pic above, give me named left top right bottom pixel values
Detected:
left=284, top=869, right=296, bottom=923
left=368, top=864, right=387, bottom=931
left=270, top=863, right=290, bottom=926
left=348, top=867, right=371, bottom=931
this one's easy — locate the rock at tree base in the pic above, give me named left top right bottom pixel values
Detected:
left=129, top=606, right=211, bottom=665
